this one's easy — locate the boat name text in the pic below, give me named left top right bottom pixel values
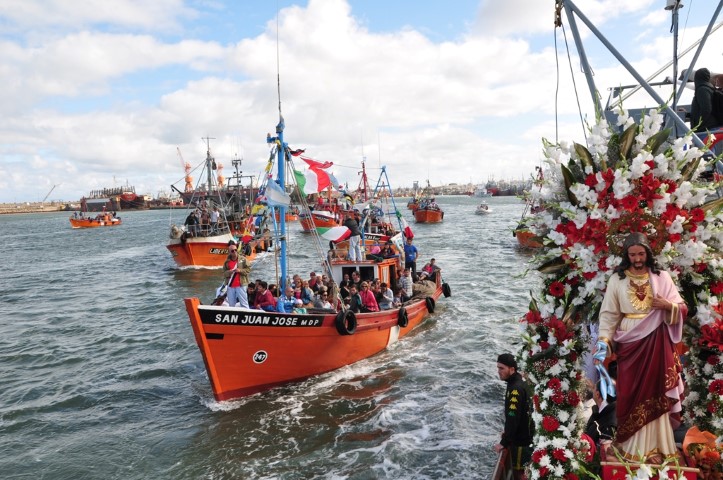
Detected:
left=200, top=310, right=324, bottom=327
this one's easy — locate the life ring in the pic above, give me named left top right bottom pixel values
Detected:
left=397, top=307, right=409, bottom=328
left=442, top=283, right=452, bottom=298
left=425, top=296, right=436, bottom=313
left=335, top=310, right=357, bottom=336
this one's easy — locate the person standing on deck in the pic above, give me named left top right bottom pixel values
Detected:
left=403, top=237, right=419, bottom=279
left=223, top=245, right=251, bottom=308
left=593, top=232, right=687, bottom=463
left=494, top=353, right=532, bottom=480
left=343, top=214, right=362, bottom=262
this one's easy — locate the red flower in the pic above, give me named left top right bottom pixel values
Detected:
left=695, top=262, right=708, bottom=273
left=542, top=416, right=560, bottom=432
left=711, top=282, right=723, bottom=296
left=567, top=390, right=580, bottom=407
left=709, top=379, right=723, bottom=395
left=668, top=233, right=682, bottom=243
left=708, top=400, right=718, bottom=414
left=551, top=392, right=565, bottom=404
left=565, top=474, right=580, bottom=480
left=539, top=340, right=550, bottom=350
left=584, top=173, right=598, bottom=188
left=547, top=378, right=561, bottom=390
left=597, top=257, right=609, bottom=271
left=707, top=355, right=720, bottom=366
left=531, top=449, right=546, bottom=463
left=552, top=448, right=567, bottom=461
left=525, top=310, right=543, bottom=325
left=539, top=466, right=550, bottom=477
left=691, top=208, right=705, bottom=223
left=582, top=271, right=597, bottom=280
left=549, top=281, right=565, bottom=298
left=620, top=195, right=639, bottom=211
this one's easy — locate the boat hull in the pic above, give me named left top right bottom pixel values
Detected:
left=185, top=286, right=442, bottom=401
left=166, top=231, right=257, bottom=268
left=299, top=211, right=340, bottom=232
left=414, top=208, right=444, bottom=223
left=69, top=216, right=122, bottom=228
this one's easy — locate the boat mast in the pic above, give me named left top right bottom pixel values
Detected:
left=268, top=9, right=288, bottom=290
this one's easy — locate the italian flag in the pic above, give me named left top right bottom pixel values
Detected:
left=294, top=168, right=332, bottom=195
left=316, top=226, right=351, bottom=242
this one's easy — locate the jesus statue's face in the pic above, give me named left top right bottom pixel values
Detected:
left=627, top=245, right=647, bottom=273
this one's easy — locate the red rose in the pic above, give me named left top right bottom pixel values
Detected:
left=542, top=416, right=560, bottom=432
left=549, top=281, right=565, bottom=298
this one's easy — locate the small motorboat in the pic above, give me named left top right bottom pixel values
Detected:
left=69, top=211, right=121, bottom=228
left=475, top=203, right=492, bottom=214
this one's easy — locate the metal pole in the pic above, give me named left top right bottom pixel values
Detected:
left=562, top=2, right=601, bottom=115
left=565, top=0, right=706, bottom=148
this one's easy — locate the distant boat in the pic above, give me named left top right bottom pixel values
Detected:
left=475, top=202, right=492, bottom=214
left=69, top=211, right=121, bottom=228
left=474, top=185, right=491, bottom=197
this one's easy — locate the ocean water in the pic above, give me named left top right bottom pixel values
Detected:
left=0, top=196, right=539, bottom=479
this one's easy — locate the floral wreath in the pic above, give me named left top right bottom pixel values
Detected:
left=517, top=106, right=723, bottom=479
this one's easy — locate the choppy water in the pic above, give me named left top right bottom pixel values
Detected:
left=0, top=196, right=539, bottom=479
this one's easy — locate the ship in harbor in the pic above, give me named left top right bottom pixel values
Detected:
left=80, top=183, right=150, bottom=212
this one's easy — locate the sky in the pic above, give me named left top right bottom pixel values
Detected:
left=1, top=0, right=722, bottom=203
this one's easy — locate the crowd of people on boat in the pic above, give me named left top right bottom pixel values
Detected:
left=218, top=237, right=441, bottom=314
left=72, top=210, right=120, bottom=222
left=417, top=198, right=440, bottom=211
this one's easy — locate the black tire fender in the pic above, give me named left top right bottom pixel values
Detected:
left=397, top=307, right=409, bottom=328
left=442, top=283, right=451, bottom=298
left=425, top=296, right=436, bottom=313
left=335, top=310, right=357, bottom=335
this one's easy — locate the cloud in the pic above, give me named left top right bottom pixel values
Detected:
left=0, top=0, right=721, bottom=203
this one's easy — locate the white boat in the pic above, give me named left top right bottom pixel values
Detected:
left=475, top=203, right=492, bottom=214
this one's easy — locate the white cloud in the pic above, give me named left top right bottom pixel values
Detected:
left=0, top=0, right=721, bottom=203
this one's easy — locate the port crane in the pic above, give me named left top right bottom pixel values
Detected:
left=42, top=184, right=60, bottom=203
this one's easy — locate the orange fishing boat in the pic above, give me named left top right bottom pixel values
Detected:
left=167, top=138, right=262, bottom=268
left=185, top=254, right=449, bottom=401
left=414, top=205, right=444, bottom=223
left=185, top=115, right=451, bottom=401
left=69, top=211, right=121, bottom=228
left=275, top=209, right=299, bottom=222
left=299, top=209, right=340, bottom=232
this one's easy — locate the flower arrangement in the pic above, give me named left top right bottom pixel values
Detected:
left=518, top=106, right=723, bottom=478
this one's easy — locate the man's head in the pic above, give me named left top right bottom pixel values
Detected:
left=406, top=237, right=413, bottom=244
left=496, top=353, right=517, bottom=380
left=285, top=286, right=294, bottom=297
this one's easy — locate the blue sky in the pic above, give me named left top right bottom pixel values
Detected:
left=0, top=0, right=721, bottom=203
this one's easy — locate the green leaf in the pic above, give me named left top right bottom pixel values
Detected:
left=701, top=195, right=723, bottom=214
left=574, top=143, right=596, bottom=173
left=537, top=256, right=566, bottom=274
left=619, top=124, right=637, bottom=162
left=529, top=294, right=538, bottom=312
left=560, top=164, right=579, bottom=206
left=645, top=128, right=671, bottom=155
left=680, top=157, right=701, bottom=182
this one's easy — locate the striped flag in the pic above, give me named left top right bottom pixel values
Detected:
left=264, top=180, right=291, bottom=207
left=316, top=226, right=351, bottom=242
left=294, top=168, right=332, bottom=194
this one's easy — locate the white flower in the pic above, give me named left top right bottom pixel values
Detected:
left=613, top=170, right=633, bottom=198
left=630, top=152, right=652, bottom=179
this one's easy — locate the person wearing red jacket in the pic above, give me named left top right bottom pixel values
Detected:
left=253, top=281, right=277, bottom=312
